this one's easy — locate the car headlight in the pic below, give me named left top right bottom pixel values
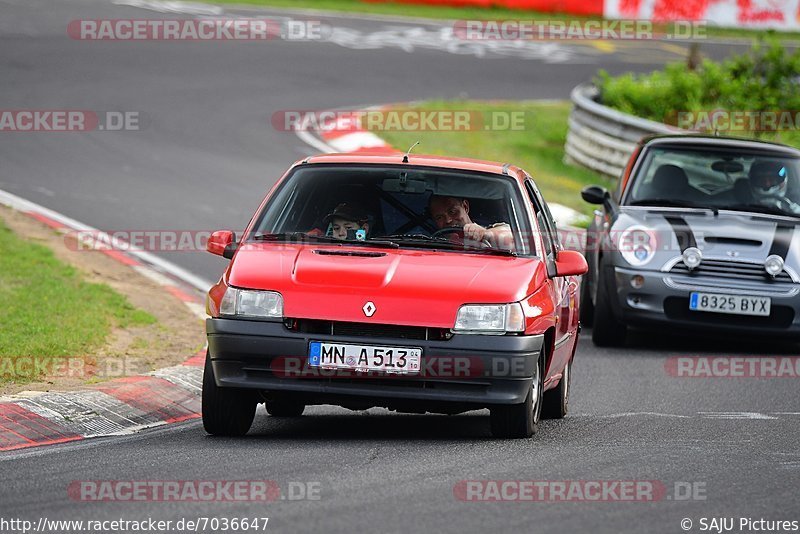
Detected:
left=453, top=303, right=525, bottom=334
left=682, top=247, right=703, bottom=270
left=765, top=254, right=784, bottom=278
left=618, top=226, right=656, bottom=267
left=220, top=288, right=283, bottom=319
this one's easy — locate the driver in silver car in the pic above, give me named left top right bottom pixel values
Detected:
left=428, top=195, right=514, bottom=249
left=750, top=160, right=800, bottom=215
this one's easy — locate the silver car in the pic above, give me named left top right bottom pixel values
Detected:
left=581, top=135, right=800, bottom=346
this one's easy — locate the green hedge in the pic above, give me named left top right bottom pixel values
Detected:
left=596, top=39, right=800, bottom=146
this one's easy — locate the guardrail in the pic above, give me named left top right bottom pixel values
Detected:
left=564, top=83, right=687, bottom=179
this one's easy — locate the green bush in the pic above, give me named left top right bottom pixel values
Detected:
left=597, top=39, right=800, bottom=146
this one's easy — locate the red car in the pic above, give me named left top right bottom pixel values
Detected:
left=203, top=153, right=587, bottom=438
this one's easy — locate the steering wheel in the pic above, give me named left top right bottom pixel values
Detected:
left=431, top=227, right=464, bottom=239
left=431, top=227, right=492, bottom=247
left=775, top=196, right=800, bottom=215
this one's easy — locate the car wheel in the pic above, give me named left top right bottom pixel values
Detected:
left=579, top=274, right=594, bottom=327
left=542, top=358, right=571, bottom=419
left=265, top=399, right=306, bottom=417
left=202, top=354, right=257, bottom=436
left=490, top=349, right=544, bottom=439
left=591, top=269, right=627, bottom=347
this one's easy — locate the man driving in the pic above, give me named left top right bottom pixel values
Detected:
left=428, top=195, right=513, bottom=249
left=749, top=160, right=800, bottom=215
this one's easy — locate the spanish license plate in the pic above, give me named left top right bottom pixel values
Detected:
left=689, top=292, right=771, bottom=316
left=308, top=342, right=422, bottom=374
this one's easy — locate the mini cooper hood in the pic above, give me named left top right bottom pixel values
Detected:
left=226, top=243, right=547, bottom=327
left=616, top=207, right=800, bottom=272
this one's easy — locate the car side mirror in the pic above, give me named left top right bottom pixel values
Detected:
left=554, top=250, right=588, bottom=277
left=207, top=230, right=237, bottom=259
left=581, top=185, right=608, bottom=205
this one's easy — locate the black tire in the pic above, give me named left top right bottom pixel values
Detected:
left=265, top=399, right=306, bottom=417
left=591, top=269, right=627, bottom=347
left=579, top=274, right=594, bottom=327
left=542, top=358, right=571, bottom=419
left=490, top=350, right=544, bottom=439
left=202, top=354, right=257, bottom=436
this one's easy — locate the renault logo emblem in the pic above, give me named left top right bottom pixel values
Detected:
left=362, top=301, right=376, bottom=317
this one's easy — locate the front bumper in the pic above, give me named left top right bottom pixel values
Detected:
left=605, top=264, right=800, bottom=337
left=207, top=318, right=545, bottom=409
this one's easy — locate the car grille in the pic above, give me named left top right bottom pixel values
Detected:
left=285, top=319, right=452, bottom=341
left=669, top=259, right=793, bottom=283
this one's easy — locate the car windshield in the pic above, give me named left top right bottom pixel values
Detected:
left=249, top=164, right=533, bottom=255
left=625, top=146, right=800, bottom=218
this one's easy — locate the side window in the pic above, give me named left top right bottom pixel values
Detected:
left=524, top=180, right=558, bottom=260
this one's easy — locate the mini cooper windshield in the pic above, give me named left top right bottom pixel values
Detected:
left=626, top=146, right=800, bottom=218
left=249, top=165, right=534, bottom=255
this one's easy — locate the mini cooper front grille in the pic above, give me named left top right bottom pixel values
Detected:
left=285, top=319, right=452, bottom=341
left=669, top=259, right=793, bottom=283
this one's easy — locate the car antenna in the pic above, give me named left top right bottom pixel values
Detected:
left=402, top=141, right=420, bottom=163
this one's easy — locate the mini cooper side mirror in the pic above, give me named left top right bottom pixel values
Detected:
left=581, top=185, right=608, bottom=205
left=207, top=230, right=237, bottom=259
left=554, top=250, right=588, bottom=277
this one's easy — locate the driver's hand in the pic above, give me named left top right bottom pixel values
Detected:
left=463, top=223, right=488, bottom=242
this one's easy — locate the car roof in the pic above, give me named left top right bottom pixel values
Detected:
left=640, top=134, right=800, bottom=157
left=298, top=153, right=528, bottom=183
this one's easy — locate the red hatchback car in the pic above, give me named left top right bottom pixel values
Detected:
left=203, top=153, right=587, bottom=438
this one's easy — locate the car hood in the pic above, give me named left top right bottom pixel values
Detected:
left=615, top=207, right=800, bottom=274
left=225, top=243, right=547, bottom=328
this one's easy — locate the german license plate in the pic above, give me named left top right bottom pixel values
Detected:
left=689, top=292, right=771, bottom=316
left=308, top=342, right=422, bottom=374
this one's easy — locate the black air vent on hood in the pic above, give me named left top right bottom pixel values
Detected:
left=313, top=250, right=387, bottom=258
left=703, top=237, right=762, bottom=247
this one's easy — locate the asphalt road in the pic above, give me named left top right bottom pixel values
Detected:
left=1, top=1, right=798, bottom=533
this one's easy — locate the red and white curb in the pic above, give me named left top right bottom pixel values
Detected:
left=0, top=188, right=213, bottom=452
left=293, top=104, right=588, bottom=227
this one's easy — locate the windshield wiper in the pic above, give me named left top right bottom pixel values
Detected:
left=250, top=232, right=337, bottom=243
left=381, top=233, right=451, bottom=243
left=723, top=204, right=800, bottom=218
left=250, top=232, right=399, bottom=248
left=629, top=199, right=719, bottom=215
left=376, top=234, right=517, bottom=256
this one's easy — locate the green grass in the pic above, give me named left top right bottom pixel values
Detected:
left=374, top=100, right=609, bottom=213
left=0, top=218, right=155, bottom=382
left=207, top=0, right=800, bottom=40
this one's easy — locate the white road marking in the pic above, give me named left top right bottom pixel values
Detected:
left=699, top=412, right=779, bottom=420
left=113, top=0, right=222, bottom=15
left=574, top=412, right=790, bottom=420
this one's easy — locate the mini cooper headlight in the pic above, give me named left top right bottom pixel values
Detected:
left=618, top=226, right=656, bottom=267
left=682, top=247, right=703, bottom=271
left=453, top=303, right=525, bottom=334
left=764, top=254, right=785, bottom=278
left=220, top=288, right=283, bottom=319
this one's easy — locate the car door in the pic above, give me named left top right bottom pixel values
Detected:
left=524, top=180, right=576, bottom=378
